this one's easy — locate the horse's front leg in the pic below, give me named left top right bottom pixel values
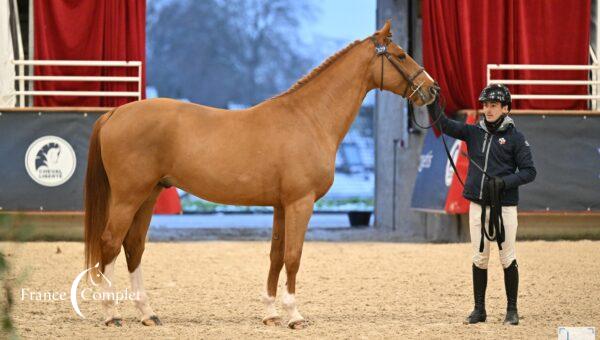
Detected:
left=262, top=206, right=285, bottom=326
left=282, top=194, right=314, bottom=329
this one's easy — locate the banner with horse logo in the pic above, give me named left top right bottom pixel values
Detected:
left=0, top=110, right=181, bottom=212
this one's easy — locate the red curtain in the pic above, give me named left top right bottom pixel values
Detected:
left=422, top=0, right=590, bottom=112
left=34, top=1, right=181, bottom=214
left=34, top=0, right=146, bottom=107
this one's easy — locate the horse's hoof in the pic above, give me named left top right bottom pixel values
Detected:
left=104, top=318, right=123, bottom=327
left=288, top=319, right=306, bottom=330
left=142, top=315, right=162, bottom=326
left=262, top=316, right=282, bottom=326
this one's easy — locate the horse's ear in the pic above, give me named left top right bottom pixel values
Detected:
left=376, top=20, right=392, bottom=40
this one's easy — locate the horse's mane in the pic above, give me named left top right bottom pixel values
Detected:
left=270, top=39, right=365, bottom=100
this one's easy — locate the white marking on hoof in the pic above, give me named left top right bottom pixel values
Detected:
left=282, top=290, right=304, bottom=327
left=261, top=292, right=280, bottom=323
left=129, top=266, right=157, bottom=322
left=101, top=260, right=118, bottom=322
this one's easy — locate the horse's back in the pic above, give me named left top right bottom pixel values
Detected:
left=97, top=98, right=203, bottom=185
left=98, top=97, right=333, bottom=205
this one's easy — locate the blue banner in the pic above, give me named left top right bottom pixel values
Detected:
left=410, top=129, right=459, bottom=212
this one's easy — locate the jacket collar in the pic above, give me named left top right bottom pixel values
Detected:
left=478, top=115, right=514, bottom=133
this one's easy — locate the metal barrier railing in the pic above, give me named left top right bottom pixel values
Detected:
left=486, top=63, right=600, bottom=109
left=11, top=59, right=142, bottom=107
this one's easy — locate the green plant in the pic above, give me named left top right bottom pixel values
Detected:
left=0, top=215, right=14, bottom=335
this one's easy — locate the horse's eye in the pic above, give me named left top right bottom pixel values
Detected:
left=397, top=53, right=406, bottom=60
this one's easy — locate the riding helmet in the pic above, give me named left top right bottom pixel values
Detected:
left=478, top=84, right=512, bottom=111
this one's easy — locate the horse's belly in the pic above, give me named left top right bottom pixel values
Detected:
left=169, top=168, right=280, bottom=207
left=187, top=185, right=278, bottom=207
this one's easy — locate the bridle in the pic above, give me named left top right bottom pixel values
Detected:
left=370, top=35, right=431, bottom=103
left=370, top=35, right=442, bottom=128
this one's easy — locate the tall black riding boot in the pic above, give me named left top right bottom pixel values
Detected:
left=503, top=260, right=519, bottom=325
left=465, top=264, right=487, bottom=324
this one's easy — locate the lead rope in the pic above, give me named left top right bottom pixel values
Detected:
left=425, top=95, right=464, bottom=185
left=479, top=177, right=506, bottom=252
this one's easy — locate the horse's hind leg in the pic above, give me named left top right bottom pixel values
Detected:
left=262, top=206, right=285, bottom=326
left=100, top=182, right=156, bottom=326
left=123, top=186, right=163, bottom=326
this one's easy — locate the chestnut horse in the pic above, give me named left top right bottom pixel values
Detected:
left=84, top=20, right=437, bottom=329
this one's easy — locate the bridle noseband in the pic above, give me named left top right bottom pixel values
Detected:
left=370, top=36, right=430, bottom=102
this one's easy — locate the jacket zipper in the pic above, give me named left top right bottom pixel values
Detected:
left=481, top=133, right=488, bottom=153
left=478, top=133, right=493, bottom=200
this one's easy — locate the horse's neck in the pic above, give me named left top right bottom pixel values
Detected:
left=286, top=42, right=373, bottom=149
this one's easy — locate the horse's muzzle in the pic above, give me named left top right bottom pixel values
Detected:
left=423, top=83, right=440, bottom=105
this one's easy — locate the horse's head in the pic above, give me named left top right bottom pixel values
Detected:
left=368, top=20, right=438, bottom=106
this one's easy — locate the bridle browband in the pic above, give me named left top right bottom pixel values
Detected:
left=370, top=35, right=428, bottom=102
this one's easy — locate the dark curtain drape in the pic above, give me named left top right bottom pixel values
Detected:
left=34, top=0, right=146, bottom=107
left=422, top=0, right=590, bottom=113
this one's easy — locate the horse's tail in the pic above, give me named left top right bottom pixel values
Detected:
left=84, top=112, right=111, bottom=274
